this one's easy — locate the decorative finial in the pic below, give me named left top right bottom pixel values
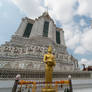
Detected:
left=48, top=45, right=52, bottom=53
left=47, top=4, right=48, bottom=13
left=68, top=75, right=71, bottom=79
left=45, top=0, right=49, bottom=13
left=16, top=74, right=21, bottom=80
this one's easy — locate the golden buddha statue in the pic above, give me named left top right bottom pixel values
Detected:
left=43, top=46, right=56, bottom=83
left=42, top=46, right=56, bottom=92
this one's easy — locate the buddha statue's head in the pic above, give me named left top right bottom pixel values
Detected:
left=48, top=46, right=52, bottom=53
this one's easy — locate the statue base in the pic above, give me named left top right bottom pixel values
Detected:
left=41, top=87, right=56, bottom=92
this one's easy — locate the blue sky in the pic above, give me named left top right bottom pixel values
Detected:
left=0, top=0, right=25, bottom=44
left=0, top=0, right=92, bottom=68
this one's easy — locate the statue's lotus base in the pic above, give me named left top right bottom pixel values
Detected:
left=41, top=87, right=56, bottom=92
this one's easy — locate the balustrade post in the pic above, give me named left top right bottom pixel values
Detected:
left=12, top=74, right=21, bottom=92
left=68, top=75, right=73, bottom=92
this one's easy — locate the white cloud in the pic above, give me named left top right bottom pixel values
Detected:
left=79, top=58, right=92, bottom=66
left=63, top=22, right=81, bottom=49
left=80, top=19, right=87, bottom=27
left=72, top=28, right=92, bottom=54
left=46, top=0, right=77, bottom=24
left=11, top=0, right=44, bottom=18
left=63, top=22, right=92, bottom=55
left=77, top=0, right=92, bottom=17
left=81, top=29, right=92, bottom=52
left=11, top=0, right=77, bottom=23
left=74, top=46, right=86, bottom=54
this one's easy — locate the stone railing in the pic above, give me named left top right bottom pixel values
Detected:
left=0, top=68, right=92, bottom=80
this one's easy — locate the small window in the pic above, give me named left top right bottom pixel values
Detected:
left=43, top=21, right=49, bottom=37
left=23, top=23, right=33, bottom=38
left=56, top=30, right=60, bottom=44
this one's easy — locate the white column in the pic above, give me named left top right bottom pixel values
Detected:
left=48, top=21, right=53, bottom=39
left=53, top=25, right=56, bottom=43
left=48, top=21, right=56, bottom=43
left=60, top=30, right=65, bottom=46
left=30, top=18, right=44, bottom=37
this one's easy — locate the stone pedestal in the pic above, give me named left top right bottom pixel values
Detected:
left=42, top=87, right=56, bottom=92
